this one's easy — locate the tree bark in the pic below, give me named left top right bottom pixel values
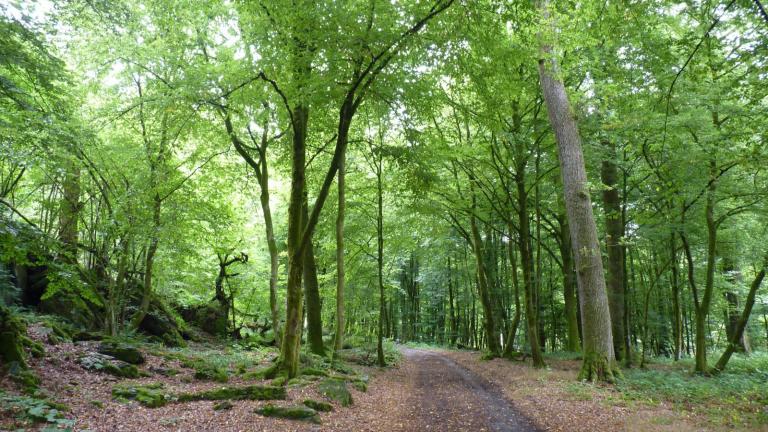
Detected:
left=58, top=158, right=80, bottom=264
left=515, top=172, right=544, bottom=366
left=601, top=139, right=626, bottom=363
left=537, top=3, right=617, bottom=381
left=468, top=179, right=501, bottom=356
left=334, top=151, right=346, bottom=352
left=502, top=235, right=522, bottom=357
left=302, top=196, right=325, bottom=355
left=375, top=151, right=386, bottom=366
left=559, top=213, right=580, bottom=352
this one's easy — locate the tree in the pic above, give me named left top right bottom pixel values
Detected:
left=537, top=0, right=618, bottom=382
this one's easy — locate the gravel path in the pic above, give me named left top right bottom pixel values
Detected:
left=401, top=348, right=539, bottom=432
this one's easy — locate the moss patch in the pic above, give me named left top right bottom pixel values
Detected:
left=98, top=340, right=145, bottom=364
left=213, top=401, right=234, bottom=411
left=176, top=385, right=286, bottom=402
left=318, top=378, right=352, bottom=407
left=255, top=404, right=320, bottom=423
left=112, top=383, right=169, bottom=408
left=303, top=399, right=333, bottom=412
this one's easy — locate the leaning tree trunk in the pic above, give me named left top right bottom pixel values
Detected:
left=713, top=255, right=767, bottom=372
left=537, top=3, right=617, bottom=381
left=601, top=140, right=626, bottom=363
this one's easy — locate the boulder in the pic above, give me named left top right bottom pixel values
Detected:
left=318, top=378, right=352, bottom=407
left=255, top=404, right=320, bottom=423
left=78, top=352, right=139, bottom=378
left=97, top=341, right=145, bottom=364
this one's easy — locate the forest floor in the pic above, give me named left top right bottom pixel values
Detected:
left=2, top=325, right=766, bottom=432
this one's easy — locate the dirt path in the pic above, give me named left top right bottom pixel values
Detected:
left=399, top=348, right=539, bottom=432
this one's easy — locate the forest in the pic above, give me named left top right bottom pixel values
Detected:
left=1, top=0, right=767, bottom=431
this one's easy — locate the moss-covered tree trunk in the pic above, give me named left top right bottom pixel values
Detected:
left=334, top=152, right=346, bottom=352
left=537, top=0, right=618, bottom=382
left=302, top=196, right=325, bottom=356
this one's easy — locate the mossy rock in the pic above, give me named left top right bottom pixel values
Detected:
left=213, top=401, right=233, bottom=411
left=105, top=362, right=139, bottom=378
left=78, top=352, right=139, bottom=378
left=0, top=306, right=29, bottom=367
left=193, top=362, right=228, bottom=383
left=255, top=404, right=319, bottom=423
left=176, top=385, right=286, bottom=402
left=98, top=341, right=145, bottom=364
left=318, top=378, right=352, bottom=407
left=303, top=399, right=333, bottom=412
left=112, top=383, right=168, bottom=408
left=301, top=367, right=329, bottom=377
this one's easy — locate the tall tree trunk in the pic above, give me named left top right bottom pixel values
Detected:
left=132, top=193, right=160, bottom=329
left=670, top=233, right=682, bottom=361
left=58, top=159, right=80, bottom=264
left=302, top=196, right=325, bottom=355
left=448, top=256, right=458, bottom=346
left=469, top=181, right=501, bottom=356
left=516, top=174, right=544, bottom=367
left=334, top=152, right=346, bottom=352
left=503, top=233, right=522, bottom=357
left=224, top=114, right=281, bottom=345
left=376, top=153, right=386, bottom=366
left=279, top=102, right=310, bottom=379
left=537, top=2, right=617, bottom=381
left=601, top=139, right=626, bottom=363
left=682, top=159, right=718, bottom=374
left=559, top=213, right=580, bottom=352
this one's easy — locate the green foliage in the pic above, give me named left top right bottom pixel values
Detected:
left=618, top=354, right=768, bottom=427
left=0, top=391, right=74, bottom=430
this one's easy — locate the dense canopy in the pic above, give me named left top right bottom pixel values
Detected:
left=1, top=0, right=767, bottom=430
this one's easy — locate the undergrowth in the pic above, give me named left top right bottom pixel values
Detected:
left=617, top=352, right=768, bottom=428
